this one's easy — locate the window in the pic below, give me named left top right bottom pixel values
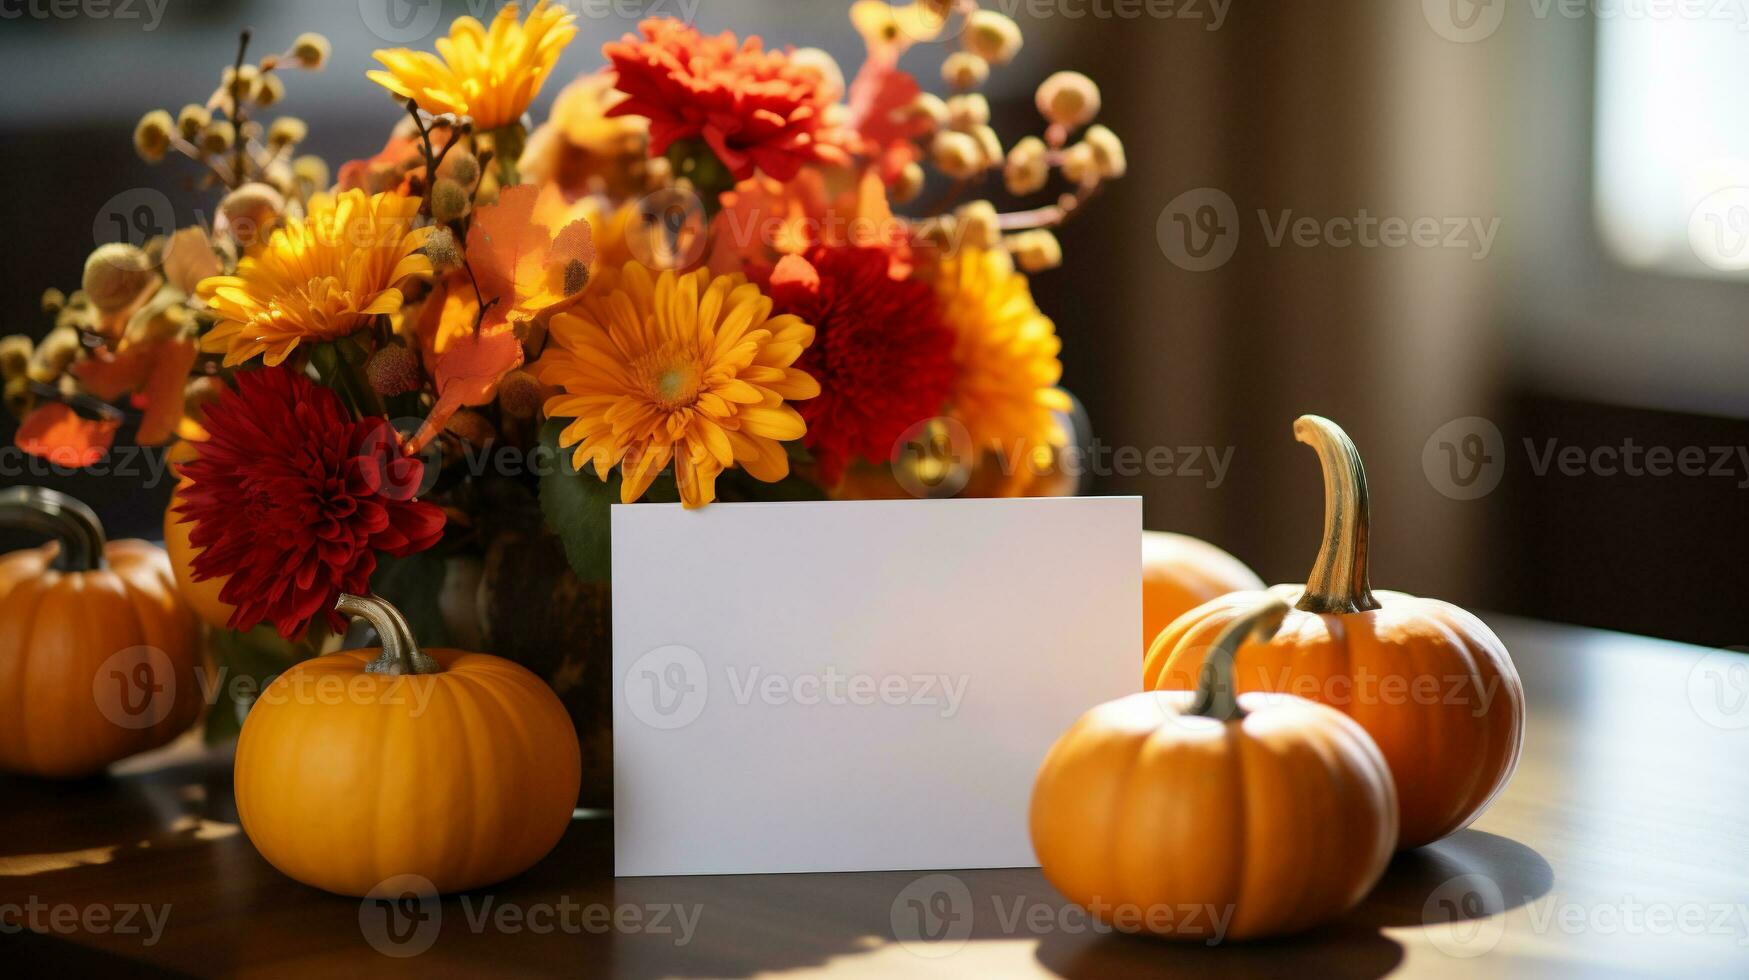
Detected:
left=1595, top=12, right=1749, bottom=278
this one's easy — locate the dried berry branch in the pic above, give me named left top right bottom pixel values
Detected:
left=229, top=30, right=252, bottom=187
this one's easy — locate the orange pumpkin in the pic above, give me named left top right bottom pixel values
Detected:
left=234, top=593, right=581, bottom=897
left=1141, top=530, right=1263, bottom=653
left=164, top=436, right=201, bottom=476
left=1032, top=597, right=1397, bottom=941
left=0, top=487, right=203, bottom=778
left=1145, top=416, right=1524, bottom=849
left=163, top=478, right=236, bottom=629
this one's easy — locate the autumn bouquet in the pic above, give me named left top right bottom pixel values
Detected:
left=4, top=2, right=1124, bottom=763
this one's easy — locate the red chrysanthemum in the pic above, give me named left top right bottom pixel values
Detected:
left=604, top=18, right=849, bottom=182
left=763, top=245, right=957, bottom=483
left=174, top=367, right=444, bottom=638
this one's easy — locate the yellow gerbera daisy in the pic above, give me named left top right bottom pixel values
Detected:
left=933, top=246, right=1073, bottom=452
left=535, top=263, right=820, bottom=508
left=198, top=190, right=433, bottom=367
left=367, top=1, right=577, bottom=131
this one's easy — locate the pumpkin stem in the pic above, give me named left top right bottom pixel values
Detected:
left=1189, top=597, right=1290, bottom=721
left=1293, top=415, right=1381, bottom=615
left=335, top=593, right=442, bottom=676
left=0, top=486, right=106, bottom=572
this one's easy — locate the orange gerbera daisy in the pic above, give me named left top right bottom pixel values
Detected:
left=534, top=263, right=820, bottom=508
left=932, top=246, right=1072, bottom=453
left=367, top=1, right=577, bottom=130
left=197, top=190, right=432, bottom=367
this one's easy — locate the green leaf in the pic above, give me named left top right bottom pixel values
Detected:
left=716, top=465, right=828, bottom=503
left=538, top=420, right=821, bottom=576
left=538, top=418, right=680, bottom=582
left=784, top=440, right=816, bottom=465
left=203, top=689, right=244, bottom=745
left=201, top=624, right=311, bottom=744
left=538, top=419, right=616, bottom=582
left=370, top=549, right=453, bottom=648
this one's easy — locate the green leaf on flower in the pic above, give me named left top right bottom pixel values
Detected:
left=716, top=466, right=828, bottom=503
left=538, top=418, right=678, bottom=583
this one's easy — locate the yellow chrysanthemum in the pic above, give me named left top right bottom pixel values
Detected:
left=198, top=190, right=433, bottom=367
left=367, top=1, right=577, bottom=131
left=535, top=263, right=820, bottom=508
left=934, top=246, right=1072, bottom=452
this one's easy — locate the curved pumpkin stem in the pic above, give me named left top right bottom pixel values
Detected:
left=0, top=486, right=106, bottom=572
left=335, top=593, right=442, bottom=676
left=1188, top=597, right=1290, bottom=722
left=1293, top=415, right=1381, bottom=615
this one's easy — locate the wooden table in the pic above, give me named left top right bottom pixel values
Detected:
left=4, top=616, right=1747, bottom=978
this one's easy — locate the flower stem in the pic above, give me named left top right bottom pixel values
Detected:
left=664, top=138, right=735, bottom=222
left=310, top=340, right=384, bottom=420
left=488, top=123, right=526, bottom=189
left=229, top=29, right=252, bottom=188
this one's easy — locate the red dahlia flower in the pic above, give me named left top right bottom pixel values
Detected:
left=604, top=18, right=849, bottom=182
left=174, top=367, right=444, bottom=638
left=763, top=245, right=957, bottom=483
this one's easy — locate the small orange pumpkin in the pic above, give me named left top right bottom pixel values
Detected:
left=1141, top=530, right=1263, bottom=653
left=234, top=593, right=581, bottom=897
left=1145, top=416, right=1525, bottom=849
left=1032, top=598, right=1397, bottom=941
left=0, top=487, right=203, bottom=778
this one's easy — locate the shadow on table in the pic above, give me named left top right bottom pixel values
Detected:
left=1035, top=921, right=1406, bottom=979
left=1358, top=829, right=1555, bottom=928
left=0, top=753, right=240, bottom=882
left=0, top=760, right=1553, bottom=980
left=1031, top=828, right=1552, bottom=980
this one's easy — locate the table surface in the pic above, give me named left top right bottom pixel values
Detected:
left=4, top=616, right=1747, bottom=979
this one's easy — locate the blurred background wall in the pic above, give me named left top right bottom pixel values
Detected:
left=1, top=0, right=1744, bottom=645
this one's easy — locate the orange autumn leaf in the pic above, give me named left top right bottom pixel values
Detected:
left=844, top=43, right=928, bottom=184
left=16, top=403, right=121, bottom=468
left=405, top=186, right=596, bottom=454
left=407, top=279, right=523, bottom=454
left=710, top=169, right=912, bottom=278
left=72, top=338, right=197, bottom=445
left=468, top=183, right=596, bottom=331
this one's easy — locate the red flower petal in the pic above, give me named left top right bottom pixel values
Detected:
left=761, top=245, right=958, bottom=484
left=177, top=366, right=445, bottom=639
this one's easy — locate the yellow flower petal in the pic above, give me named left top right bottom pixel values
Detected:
left=194, top=189, right=429, bottom=367
left=367, top=0, right=578, bottom=130
left=532, top=261, right=820, bottom=507
left=935, top=246, right=1070, bottom=453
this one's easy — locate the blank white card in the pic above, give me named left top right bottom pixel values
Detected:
left=611, top=496, right=1141, bottom=876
